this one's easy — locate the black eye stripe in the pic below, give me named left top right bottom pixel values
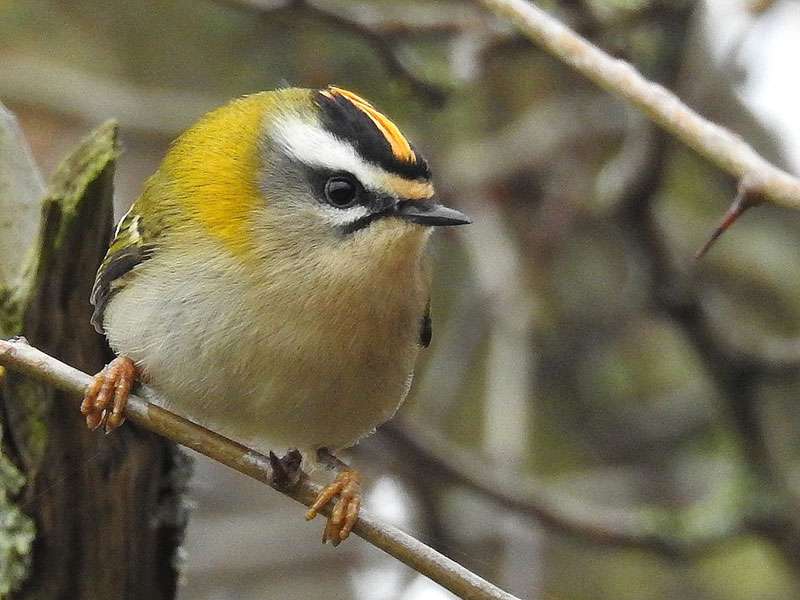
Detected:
left=339, top=212, right=384, bottom=234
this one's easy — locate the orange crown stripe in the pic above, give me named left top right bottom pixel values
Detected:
left=324, top=87, right=416, bottom=164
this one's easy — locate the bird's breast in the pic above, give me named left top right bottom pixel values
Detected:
left=104, top=235, right=431, bottom=452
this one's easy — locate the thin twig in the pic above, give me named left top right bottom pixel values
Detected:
left=472, top=0, right=800, bottom=209
left=219, top=0, right=449, bottom=106
left=0, top=338, right=520, bottom=600
left=610, top=106, right=800, bottom=566
left=381, top=422, right=742, bottom=559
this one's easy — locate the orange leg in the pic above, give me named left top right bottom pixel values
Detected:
left=305, top=450, right=362, bottom=545
left=80, top=356, right=136, bottom=433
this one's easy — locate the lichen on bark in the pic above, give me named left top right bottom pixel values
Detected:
left=0, top=112, right=183, bottom=600
left=1, top=116, right=116, bottom=597
left=0, top=428, right=35, bottom=597
left=0, top=102, right=44, bottom=597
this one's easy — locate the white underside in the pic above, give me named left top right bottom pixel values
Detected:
left=103, top=226, right=430, bottom=455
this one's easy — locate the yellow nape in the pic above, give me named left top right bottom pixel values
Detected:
left=162, top=92, right=300, bottom=256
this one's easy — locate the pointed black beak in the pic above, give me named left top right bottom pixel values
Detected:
left=395, top=200, right=471, bottom=227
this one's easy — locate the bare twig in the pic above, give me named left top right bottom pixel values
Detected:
left=610, top=103, right=800, bottom=567
left=381, top=422, right=742, bottom=559
left=229, top=0, right=485, bottom=36
left=719, top=332, right=800, bottom=376
left=0, top=338, right=520, bottom=600
left=443, top=93, right=626, bottom=187
left=302, top=3, right=489, bottom=39
left=623, top=161, right=800, bottom=569
left=472, top=0, right=800, bottom=210
left=219, top=0, right=450, bottom=106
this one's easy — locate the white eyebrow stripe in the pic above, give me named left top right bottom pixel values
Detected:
left=273, top=116, right=387, bottom=190
left=272, top=116, right=434, bottom=200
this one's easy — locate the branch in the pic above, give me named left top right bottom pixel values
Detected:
left=219, top=0, right=449, bottom=106
left=381, top=422, right=742, bottom=559
left=0, top=338, right=520, bottom=600
left=609, top=106, right=800, bottom=564
left=443, top=92, right=626, bottom=187
left=472, top=0, right=800, bottom=211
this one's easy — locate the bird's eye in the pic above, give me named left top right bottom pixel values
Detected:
left=324, top=176, right=358, bottom=208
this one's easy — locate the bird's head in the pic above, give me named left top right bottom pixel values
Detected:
left=160, top=86, right=469, bottom=269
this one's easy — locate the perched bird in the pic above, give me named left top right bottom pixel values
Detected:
left=80, top=86, right=469, bottom=543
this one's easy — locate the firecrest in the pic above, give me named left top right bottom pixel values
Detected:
left=80, top=86, right=469, bottom=543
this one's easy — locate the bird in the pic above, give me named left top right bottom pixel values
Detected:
left=80, top=85, right=470, bottom=544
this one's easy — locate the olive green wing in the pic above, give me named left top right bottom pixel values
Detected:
left=90, top=207, right=154, bottom=333
left=419, top=298, right=432, bottom=348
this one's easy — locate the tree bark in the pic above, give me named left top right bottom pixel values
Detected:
left=0, top=111, right=187, bottom=600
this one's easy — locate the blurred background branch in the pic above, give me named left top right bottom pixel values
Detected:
left=383, top=421, right=744, bottom=558
left=218, top=0, right=458, bottom=105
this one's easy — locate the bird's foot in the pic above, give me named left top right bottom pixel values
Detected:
left=306, top=465, right=362, bottom=546
left=268, top=449, right=303, bottom=489
left=80, top=356, right=136, bottom=433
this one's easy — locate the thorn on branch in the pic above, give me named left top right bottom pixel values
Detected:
left=473, top=0, right=800, bottom=212
left=695, top=178, right=767, bottom=259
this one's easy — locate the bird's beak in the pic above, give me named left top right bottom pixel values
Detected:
left=394, top=200, right=471, bottom=227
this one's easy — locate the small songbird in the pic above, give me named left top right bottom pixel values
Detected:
left=80, top=86, right=469, bottom=543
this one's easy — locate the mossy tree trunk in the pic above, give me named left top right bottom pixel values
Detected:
left=0, top=106, right=187, bottom=600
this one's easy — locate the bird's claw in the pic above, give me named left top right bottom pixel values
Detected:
left=80, top=356, right=136, bottom=433
left=306, top=469, right=361, bottom=545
